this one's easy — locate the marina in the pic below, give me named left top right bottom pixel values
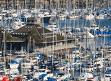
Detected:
left=0, top=0, right=111, bottom=81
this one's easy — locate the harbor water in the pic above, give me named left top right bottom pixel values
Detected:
left=45, top=18, right=111, bottom=47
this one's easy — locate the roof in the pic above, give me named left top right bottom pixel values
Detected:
left=13, top=24, right=50, bottom=33
left=12, top=24, right=64, bottom=44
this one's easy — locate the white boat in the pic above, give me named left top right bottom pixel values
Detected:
left=23, top=13, right=32, bottom=18
left=12, top=19, right=26, bottom=30
left=96, top=14, right=106, bottom=19
left=10, top=69, right=19, bottom=75
left=57, top=74, right=71, bottom=81
left=33, top=72, right=47, bottom=79
left=80, top=72, right=94, bottom=81
left=11, top=12, right=18, bottom=18
left=38, top=13, right=52, bottom=18
left=38, top=9, right=51, bottom=18
left=43, top=73, right=53, bottom=81
left=52, top=10, right=57, bottom=15
left=31, top=9, right=39, bottom=13
left=0, top=15, right=2, bottom=20
left=9, top=60, right=19, bottom=69
left=87, top=31, right=94, bottom=38
left=8, top=9, right=18, bottom=17
left=1, top=10, right=10, bottom=15
left=47, top=24, right=60, bottom=34
left=68, top=15, right=80, bottom=19
left=21, top=59, right=32, bottom=69
left=85, top=14, right=95, bottom=20
left=9, top=64, right=19, bottom=69
left=91, top=23, right=99, bottom=29
left=38, top=12, right=54, bottom=23
left=21, top=9, right=29, bottom=13
left=83, top=28, right=94, bottom=39
left=59, top=14, right=66, bottom=20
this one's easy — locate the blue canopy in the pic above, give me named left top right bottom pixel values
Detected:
left=48, top=77, right=57, bottom=81
left=10, top=60, right=19, bottom=64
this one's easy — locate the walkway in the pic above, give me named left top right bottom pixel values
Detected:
left=37, top=43, right=78, bottom=54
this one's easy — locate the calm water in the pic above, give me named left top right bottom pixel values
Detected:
left=96, top=36, right=111, bottom=46
left=45, top=18, right=111, bottom=46
left=58, top=19, right=111, bottom=28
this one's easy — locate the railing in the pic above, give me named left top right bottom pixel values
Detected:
left=37, top=43, right=77, bottom=54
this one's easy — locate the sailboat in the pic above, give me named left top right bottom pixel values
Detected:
left=12, top=19, right=25, bottom=30
left=85, top=14, right=95, bottom=20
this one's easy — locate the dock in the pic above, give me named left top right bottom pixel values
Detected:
left=37, top=43, right=78, bottom=54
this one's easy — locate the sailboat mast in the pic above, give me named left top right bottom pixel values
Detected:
left=3, top=30, right=6, bottom=70
left=35, top=0, right=37, bottom=9
left=86, top=0, right=88, bottom=10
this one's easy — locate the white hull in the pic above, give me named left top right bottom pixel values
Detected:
left=85, top=14, right=95, bottom=20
